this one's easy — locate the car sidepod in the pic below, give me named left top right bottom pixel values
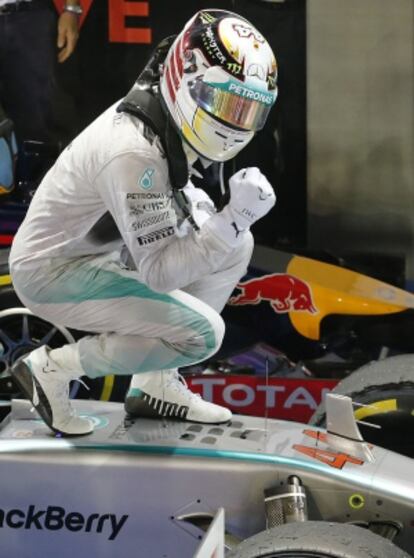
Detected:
left=0, top=399, right=412, bottom=557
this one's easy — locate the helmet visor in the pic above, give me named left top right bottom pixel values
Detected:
left=189, top=78, right=277, bottom=131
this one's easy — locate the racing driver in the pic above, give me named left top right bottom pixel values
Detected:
left=9, top=9, right=278, bottom=436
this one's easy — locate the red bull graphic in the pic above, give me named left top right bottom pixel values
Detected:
left=228, top=273, right=318, bottom=314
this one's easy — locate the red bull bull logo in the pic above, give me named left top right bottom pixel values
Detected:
left=228, top=273, right=318, bottom=314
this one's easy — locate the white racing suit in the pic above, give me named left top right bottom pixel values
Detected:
left=9, top=102, right=253, bottom=379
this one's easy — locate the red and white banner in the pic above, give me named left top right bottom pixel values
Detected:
left=188, top=376, right=338, bottom=423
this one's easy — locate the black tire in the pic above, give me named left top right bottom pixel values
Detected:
left=309, top=354, right=414, bottom=457
left=228, top=521, right=411, bottom=558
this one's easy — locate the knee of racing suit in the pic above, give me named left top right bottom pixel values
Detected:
left=179, top=308, right=225, bottom=365
left=8, top=265, right=46, bottom=318
left=77, top=311, right=226, bottom=378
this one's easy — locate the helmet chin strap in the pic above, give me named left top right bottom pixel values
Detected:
left=181, top=138, right=214, bottom=168
left=181, top=139, right=198, bottom=166
left=182, top=137, right=227, bottom=199
left=181, top=140, right=203, bottom=181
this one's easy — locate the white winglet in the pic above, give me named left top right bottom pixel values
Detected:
left=325, top=393, right=375, bottom=463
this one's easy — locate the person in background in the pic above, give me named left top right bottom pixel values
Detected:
left=0, top=0, right=83, bottom=144
left=9, top=9, right=278, bottom=436
left=0, top=100, right=17, bottom=194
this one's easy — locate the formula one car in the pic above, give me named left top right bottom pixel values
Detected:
left=0, top=393, right=412, bottom=557
left=2, top=243, right=414, bottom=457
left=213, top=245, right=414, bottom=457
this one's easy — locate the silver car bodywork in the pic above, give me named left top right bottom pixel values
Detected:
left=0, top=398, right=413, bottom=558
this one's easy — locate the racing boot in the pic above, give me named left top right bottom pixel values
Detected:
left=125, top=370, right=232, bottom=424
left=11, top=344, right=93, bottom=436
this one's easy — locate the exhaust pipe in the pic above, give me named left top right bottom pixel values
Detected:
left=264, top=475, right=308, bottom=527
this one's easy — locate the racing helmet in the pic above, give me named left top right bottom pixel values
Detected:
left=159, top=9, right=278, bottom=163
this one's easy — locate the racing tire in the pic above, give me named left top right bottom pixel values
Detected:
left=309, top=354, right=414, bottom=457
left=228, top=521, right=410, bottom=558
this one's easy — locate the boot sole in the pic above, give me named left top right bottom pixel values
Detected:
left=11, top=360, right=91, bottom=438
left=125, top=396, right=232, bottom=424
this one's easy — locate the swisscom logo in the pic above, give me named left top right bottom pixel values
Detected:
left=0, top=505, right=128, bottom=540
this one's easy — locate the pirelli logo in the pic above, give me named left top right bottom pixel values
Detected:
left=137, top=226, right=174, bottom=245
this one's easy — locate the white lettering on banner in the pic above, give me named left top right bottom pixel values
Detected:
left=190, top=378, right=329, bottom=412
left=222, top=384, right=255, bottom=407
left=191, top=379, right=226, bottom=401
left=284, top=387, right=317, bottom=410
left=257, top=385, right=286, bottom=406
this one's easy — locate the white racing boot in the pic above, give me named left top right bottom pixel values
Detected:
left=11, top=345, right=93, bottom=436
left=125, top=370, right=232, bottom=424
